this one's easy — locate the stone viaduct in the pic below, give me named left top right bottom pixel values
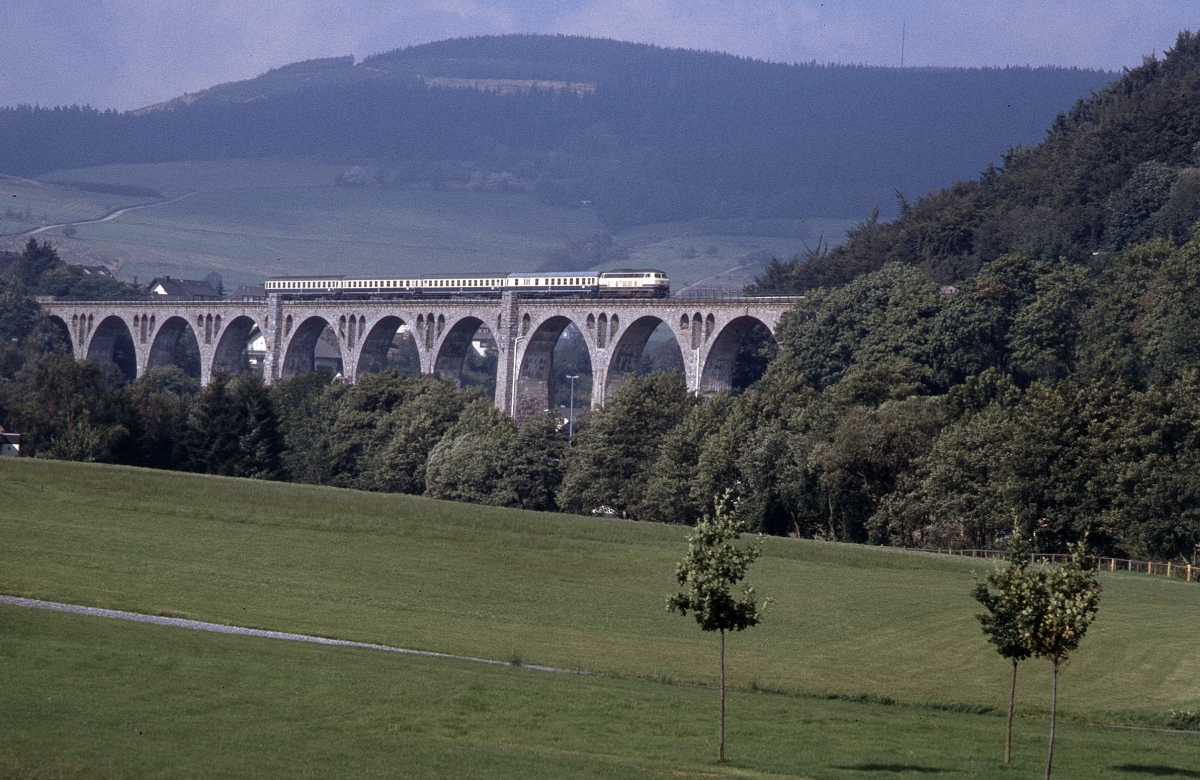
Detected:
left=39, top=293, right=801, bottom=420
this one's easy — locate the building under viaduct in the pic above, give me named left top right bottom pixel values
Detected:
left=39, top=292, right=801, bottom=420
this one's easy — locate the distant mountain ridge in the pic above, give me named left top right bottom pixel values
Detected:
left=750, top=30, right=1200, bottom=292
left=0, top=35, right=1115, bottom=228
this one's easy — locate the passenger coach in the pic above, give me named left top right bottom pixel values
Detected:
left=264, top=270, right=670, bottom=298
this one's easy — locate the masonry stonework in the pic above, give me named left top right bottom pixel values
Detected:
left=40, top=294, right=800, bottom=421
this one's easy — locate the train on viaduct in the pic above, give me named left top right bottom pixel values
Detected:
left=39, top=291, right=800, bottom=421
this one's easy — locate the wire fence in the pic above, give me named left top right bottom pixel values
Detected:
left=900, top=547, right=1199, bottom=583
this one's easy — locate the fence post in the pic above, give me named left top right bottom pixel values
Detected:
left=1167, top=563, right=1172, bottom=578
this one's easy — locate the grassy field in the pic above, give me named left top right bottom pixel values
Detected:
left=0, top=159, right=834, bottom=289
left=0, top=174, right=150, bottom=237
left=2, top=457, right=1198, bottom=777
left=4, top=605, right=1197, bottom=780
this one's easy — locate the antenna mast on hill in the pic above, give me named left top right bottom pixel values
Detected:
left=901, top=21, right=906, bottom=68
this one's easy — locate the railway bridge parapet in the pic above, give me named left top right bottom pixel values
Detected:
left=39, top=293, right=801, bottom=421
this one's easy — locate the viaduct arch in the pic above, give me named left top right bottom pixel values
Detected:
left=40, top=293, right=800, bottom=421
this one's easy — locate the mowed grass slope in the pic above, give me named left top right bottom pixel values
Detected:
left=3, top=457, right=1197, bottom=723
left=5, top=605, right=1196, bottom=780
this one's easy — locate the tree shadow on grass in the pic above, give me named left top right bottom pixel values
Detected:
left=833, top=765, right=949, bottom=774
left=1114, top=767, right=1200, bottom=778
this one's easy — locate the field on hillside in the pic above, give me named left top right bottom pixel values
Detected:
left=3, top=458, right=1198, bottom=777
left=3, top=458, right=1198, bottom=716
left=0, top=160, right=831, bottom=289
left=0, top=174, right=150, bottom=237
left=5, top=604, right=1196, bottom=780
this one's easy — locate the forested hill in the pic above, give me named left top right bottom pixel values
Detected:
left=0, top=35, right=1112, bottom=228
left=756, top=30, right=1200, bottom=291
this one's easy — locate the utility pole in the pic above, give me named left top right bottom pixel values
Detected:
left=566, top=374, right=579, bottom=441
left=901, top=21, right=906, bottom=68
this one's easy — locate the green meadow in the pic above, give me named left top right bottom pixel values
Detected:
left=0, top=159, right=832, bottom=288
left=2, top=457, right=1198, bottom=778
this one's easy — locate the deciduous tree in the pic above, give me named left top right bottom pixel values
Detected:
left=971, top=528, right=1037, bottom=764
left=558, top=371, right=695, bottom=516
left=1025, top=543, right=1101, bottom=780
left=667, top=503, right=767, bottom=762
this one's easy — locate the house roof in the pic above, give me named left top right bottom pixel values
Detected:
left=314, top=338, right=342, bottom=360
left=73, top=264, right=114, bottom=278
left=148, top=276, right=221, bottom=300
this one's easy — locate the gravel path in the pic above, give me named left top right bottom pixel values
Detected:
left=0, top=594, right=586, bottom=675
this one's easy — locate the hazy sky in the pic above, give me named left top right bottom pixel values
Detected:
left=2, top=1, right=1196, bottom=110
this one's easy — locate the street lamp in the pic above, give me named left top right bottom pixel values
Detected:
left=566, top=374, right=579, bottom=441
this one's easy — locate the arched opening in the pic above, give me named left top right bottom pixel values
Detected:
left=513, top=315, right=590, bottom=422
left=147, top=316, right=202, bottom=378
left=282, top=317, right=342, bottom=379
left=432, top=316, right=498, bottom=396
left=604, top=316, right=684, bottom=402
left=211, top=316, right=263, bottom=377
left=550, top=323, right=593, bottom=429
left=85, top=315, right=137, bottom=381
left=701, top=316, right=776, bottom=395
left=636, top=322, right=686, bottom=377
left=357, top=316, right=421, bottom=379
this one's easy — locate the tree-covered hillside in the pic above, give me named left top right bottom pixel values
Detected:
left=0, top=35, right=1111, bottom=229
left=754, top=31, right=1200, bottom=290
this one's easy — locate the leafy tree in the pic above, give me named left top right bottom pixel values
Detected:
left=775, top=264, right=944, bottom=391
left=971, top=529, right=1037, bottom=765
left=640, top=393, right=733, bottom=524
left=322, top=372, right=466, bottom=493
left=424, top=399, right=518, bottom=505
left=370, top=380, right=472, bottom=494
left=1084, top=375, right=1200, bottom=561
left=558, top=371, right=695, bottom=516
left=812, top=395, right=943, bottom=542
left=667, top=503, right=766, bottom=763
left=10, top=238, right=60, bottom=289
left=1148, top=168, right=1200, bottom=244
left=1070, top=241, right=1167, bottom=384
left=1103, top=161, right=1177, bottom=252
left=270, top=369, right=338, bottom=483
left=915, top=402, right=1014, bottom=547
left=1007, top=266, right=1091, bottom=385
left=729, top=420, right=817, bottom=536
left=1025, top=544, right=1101, bottom=780
left=497, top=415, right=567, bottom=510
left=185, top=372, right=282, bottom=479
left=425, top=401, right=566, bottom=510
left=125, top=366, right=198, bottom=470
left=685, top=357, right=822, bottom=536
left=943, top=368, right=1020, bottom=423
left=0, top=277, right=40, bottom=345
left=0, top=350, right=132, bottom=461
left=0, top=278, right=76, bottom=422
left=1142, top=235, right=1200, bottom=381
